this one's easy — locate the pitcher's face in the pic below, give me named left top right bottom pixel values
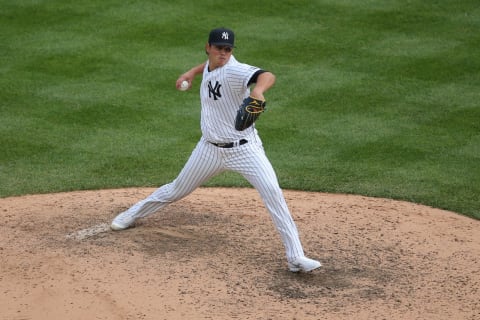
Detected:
left=206, top=44, right=233, bottom=70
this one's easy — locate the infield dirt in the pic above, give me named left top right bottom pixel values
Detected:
left=1, top=187, right=479, bottom=320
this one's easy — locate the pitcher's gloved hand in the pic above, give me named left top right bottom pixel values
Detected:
left=234, top=96, right=266, bottom=131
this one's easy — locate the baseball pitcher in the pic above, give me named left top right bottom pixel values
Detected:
left=111, top=27, right=321, bottom=273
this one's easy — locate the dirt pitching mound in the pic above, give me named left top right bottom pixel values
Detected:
left=1, top=187, right=479, bottom=320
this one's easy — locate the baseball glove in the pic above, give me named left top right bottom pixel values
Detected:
left=234, top=96, right=266, bottom=131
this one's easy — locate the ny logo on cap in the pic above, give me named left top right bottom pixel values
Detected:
left=221, top=32, right=229, bottom=40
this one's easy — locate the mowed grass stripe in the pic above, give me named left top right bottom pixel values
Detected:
left=1, top=1, right=478, bottom=218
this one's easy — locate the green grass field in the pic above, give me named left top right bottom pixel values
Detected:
left=1, top=0, right=479, bottom=219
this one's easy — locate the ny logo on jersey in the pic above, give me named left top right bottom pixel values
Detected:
left=208, top=81, right=222, bottom=100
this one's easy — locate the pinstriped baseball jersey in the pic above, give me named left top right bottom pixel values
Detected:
left=200, top=55, right=260, bottom=143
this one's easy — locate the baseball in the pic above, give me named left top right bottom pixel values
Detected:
left=180, top=80, right=189, bottom=91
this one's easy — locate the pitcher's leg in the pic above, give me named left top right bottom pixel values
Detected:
left=245, top=162, right=305, bottom=261
left=111, top=141, right=223, bottom=230
left=228, top=144, right=305, bottom=261
left=256, top=183, right=321, bottom=272
left=234, top=146, right=322, bottom=272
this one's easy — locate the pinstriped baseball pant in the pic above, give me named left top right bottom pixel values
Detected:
left=121, top=137, right=305, bottom=261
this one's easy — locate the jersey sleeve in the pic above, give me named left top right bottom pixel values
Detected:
left=247, top=70, right=266, bottom=86
left=226, top=62, right=260, bottom=94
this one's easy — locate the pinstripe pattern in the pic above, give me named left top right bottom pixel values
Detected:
left=113, top=55, right=308, bottom=262
left=224, top=139, right=305, bottom=260
left=201, top=56, right=259, bottom=143
left=121, top=140, right=224, bottom=219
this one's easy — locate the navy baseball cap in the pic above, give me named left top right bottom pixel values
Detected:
left=208, top=28, right=235, bottom=47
